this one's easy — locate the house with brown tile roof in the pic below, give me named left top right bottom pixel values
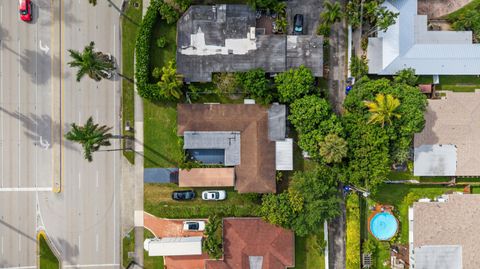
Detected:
left=206, top=218, right=295, bottom=269
left=177, top=103, right=291, bottom=193
left=414, top=91, right=480, bottom=177
left=409, top=194, right=480, bottom=269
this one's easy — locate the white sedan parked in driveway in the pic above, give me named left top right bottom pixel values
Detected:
left=202, top=190, right=227, bottom=201
left=183, top=221, right=206, bottom=231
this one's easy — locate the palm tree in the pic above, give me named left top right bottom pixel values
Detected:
left=88, top=0, right=97, bottom=6
left=319, top=133, right=348, bottom=164
left=68, top=41, right=115, bottom=82
left=364, top=93, right=401, bottom=127
left=65, top=117, right=113, bottom=162
left=321, top=0, right=343, bottom=26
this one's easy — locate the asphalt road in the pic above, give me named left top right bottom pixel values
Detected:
left=0, top=0, right=122, bottom=268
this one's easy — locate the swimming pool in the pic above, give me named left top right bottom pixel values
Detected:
left=369, top=212, right=398, bottom=240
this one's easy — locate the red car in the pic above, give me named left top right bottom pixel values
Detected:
left=19, top=0, right=32, bottom=22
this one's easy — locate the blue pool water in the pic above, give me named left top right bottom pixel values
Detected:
left=187, top=149, right=225, bottom=164
left=370, top=212, right=398, bottom=240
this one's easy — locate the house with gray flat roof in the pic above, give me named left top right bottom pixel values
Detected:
left=409, top=194, right=480, bottom=269
left=367, top=0, right=480, bottom=75
left=176, top=4, right=323, bottom=82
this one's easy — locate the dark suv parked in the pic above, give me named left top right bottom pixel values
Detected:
left=171, top=190, right=196, bottom=200
left=293, top=14, right=304, bottom=35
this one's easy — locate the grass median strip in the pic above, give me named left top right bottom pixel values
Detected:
left=121, top=1, right=142, bottom=164
left=39, top=233, right=59, bottom=269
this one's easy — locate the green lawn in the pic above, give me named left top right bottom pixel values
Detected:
left=150, top=19, right=177, bottom=80
left=417, top=75, right=480, bottom=92
left=371, top=184, right=464, bottom=244
left=144, top=229, right=164, bottom=269
left=143, top=101, right=184, bottom=168
left=39, top=235, right=59, bottom=269
left=144, top=183, right=262, bottom=218
left=122, top=230, right=135, bottom=268
left=294, top=231, right=326, bottom=269
left=121, top=0, right=143, bottom=164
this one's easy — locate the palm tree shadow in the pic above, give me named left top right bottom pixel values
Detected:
left=19, top=49, right=67, bottom=85
left=0, top=107, right=78, bottom=152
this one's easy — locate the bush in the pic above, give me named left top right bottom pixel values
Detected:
left=350, top=55, right=369, bottom=79
left=394, top=68, right=418, bottom=86
left=156, top=36, right=167, bottom=48
left=346, top=194, right=361, bottom=269
left=203, top=215, right=223, bottom=260
left=159, top=2, right=180, bottom=25
left=212, top=73, right=239, bottom=96
left=135, top=0, right=164, bottom=101
left=236, top=68, right=273, bottom=104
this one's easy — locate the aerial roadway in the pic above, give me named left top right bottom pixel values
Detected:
left=0, top=0, right=122, bottom=268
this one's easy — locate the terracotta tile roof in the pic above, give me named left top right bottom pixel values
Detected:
left=205, top=218, right=295, bottom=269
left=414, top=91, right=480, bottom=176
left=413, top=194, right=480, bottom=269
left=177, top=104, right=276, bottom=193
left=179, top=168, right=235, bottom=187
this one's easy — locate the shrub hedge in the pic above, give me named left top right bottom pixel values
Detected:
left=135, top=0, right=166, bottom=101
left=346, top=194, right=361, bottom=269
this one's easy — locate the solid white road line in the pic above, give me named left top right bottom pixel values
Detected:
left=17, top=39, right=21, bottom=188
left=78, top=172, right=81, bottom=189
left=18, top=234, right=21, bottom=252
left=96, top=170, right=99, bottom=188
left=78, top=111, right=81, bottom=123
left=64, top=264, right=120, bottom=268
left=3, top=266, right=37, bottom=269
left=1, top=235, right=3, bottom=254
left=0, top=187, right=52, bottom=192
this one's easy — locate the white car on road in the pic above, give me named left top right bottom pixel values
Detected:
left=183, top=221, right=206, bottom=231
left=202, top=190, right=227, bottom=201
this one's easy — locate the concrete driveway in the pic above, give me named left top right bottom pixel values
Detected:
left=287, top=0, right=323, bottom=35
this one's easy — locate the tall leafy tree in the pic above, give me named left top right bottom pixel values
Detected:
left=68, top=41, right=115, bottom=82
left=288, top=166, right=341, bottom=236
left=319, top=133, right=348, bottom=164
left=289, top=95, right=343, bottom=160
left=65, top=117, right=112, bottom=162
left=321, top=0, right=343, bottom=26
left=259, top=166, right=341, bottom=236
left=364, top=93, right=401, bottom=128
left=343, top=77, right=427, bottom=191
left=275, top=65, right=315, bottom=103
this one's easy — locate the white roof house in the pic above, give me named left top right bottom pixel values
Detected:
left=368, top=0, right=480, bottom=75
left=143, top=236, right=203, bottom=256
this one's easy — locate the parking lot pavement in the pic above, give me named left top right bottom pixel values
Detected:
left=287, top=0, right=323, bottom=35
